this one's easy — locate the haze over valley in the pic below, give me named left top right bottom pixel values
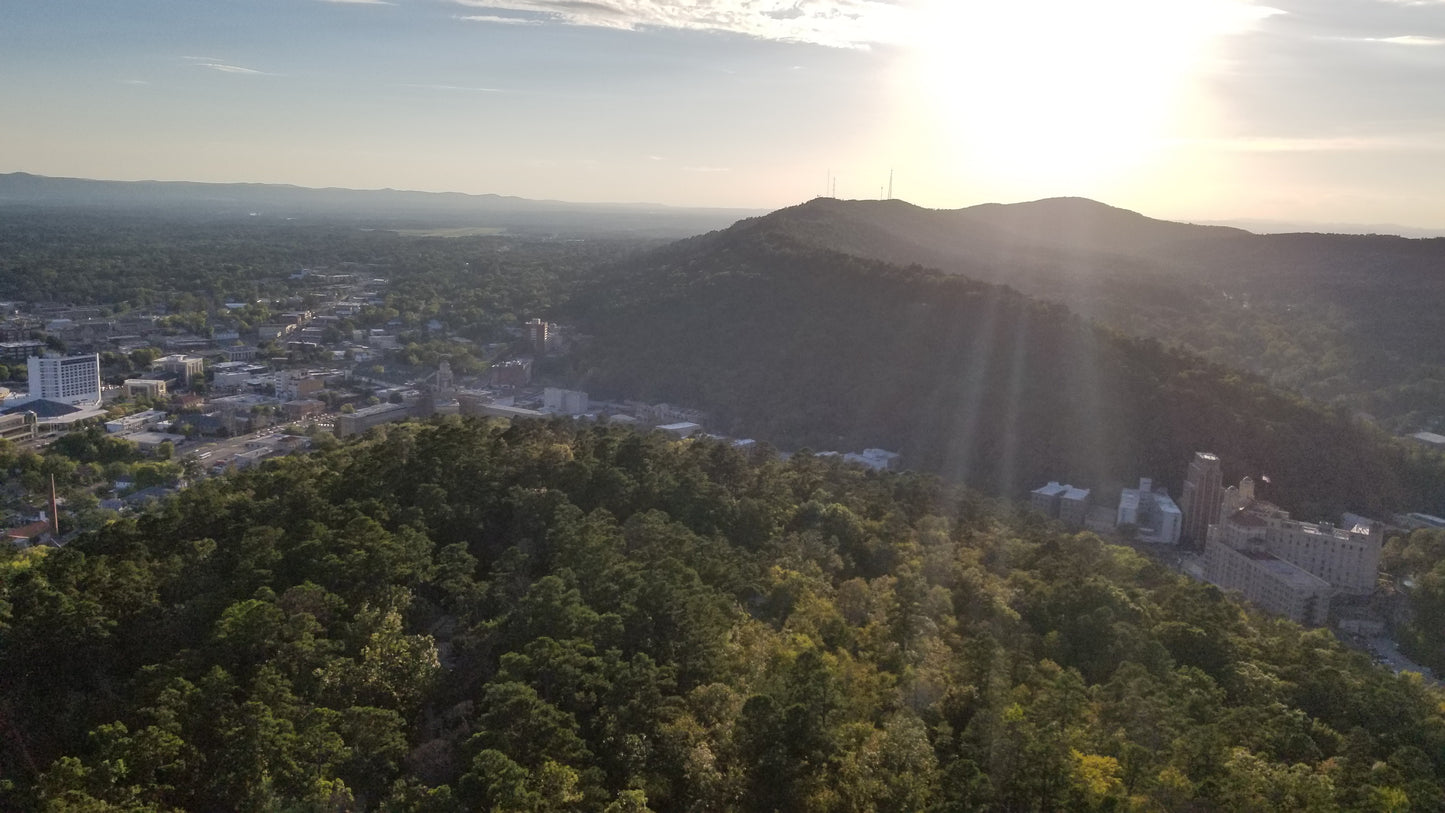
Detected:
left=7, top=0, right=1445, bottom=809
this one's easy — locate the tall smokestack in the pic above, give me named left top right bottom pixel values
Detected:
left=49, top=474, right=59, bottom=538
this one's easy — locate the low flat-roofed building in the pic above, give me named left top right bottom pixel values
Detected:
left=0, top=411, right=37, bottom=442
left=844, top=448, right=902, bottom=472
left=283, top=399, right=327, bottom=420
left=105, top=409, right=168, bottom=434
left=335, top=402, right=414, bottom=436
left=472, top=402, right=546, bottom=421
left=658, top=421, right=702, bottom=439
left=123, top=431, right=186, bottom=453
left=1396, top=512, right=1445, bottom=531
left=124, top=378, right=168, bottom=400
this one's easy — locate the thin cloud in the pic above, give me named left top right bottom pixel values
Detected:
left=181, top=55, right=275, bottom=75
left=119, top=79, right=150, bottom=85
left=1367, top=35, right=1445, bottom=45
left=457, top=14, right=542, bottom=24
left=199, top=62, right=272, bottom=75
left=318, top=0, right=395, bottom=4
left=449, top=0, right=913, bottom=48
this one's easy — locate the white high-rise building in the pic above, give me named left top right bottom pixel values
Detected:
left=1116, top=477, right=1182, bottom=544
left=27, top=353, right=101, bottom=407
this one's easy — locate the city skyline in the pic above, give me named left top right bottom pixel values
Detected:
left=5, top=0, right=1445, bottom=228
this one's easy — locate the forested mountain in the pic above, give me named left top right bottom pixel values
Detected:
left=0, top=173, right=763, bottom=237
left=4, top=418, right=1444, bottom=811
left=729, top=198, right=1445, bottom=431
left=574, top=226, right=1445, bottom=520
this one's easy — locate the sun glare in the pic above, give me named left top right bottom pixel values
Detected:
left=908, top=0, right=1274, bottom=195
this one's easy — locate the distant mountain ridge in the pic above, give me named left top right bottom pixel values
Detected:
left=0, top=172, right=766, bottom=236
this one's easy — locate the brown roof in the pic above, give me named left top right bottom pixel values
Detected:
left=5, top=521, right=50, bottom=540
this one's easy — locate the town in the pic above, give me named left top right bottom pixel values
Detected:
left=1032, top=451, right=1444, bottom=677
left=1, top=267, right=1440, bottom=683
left=1, top=269, right=900, bottom=544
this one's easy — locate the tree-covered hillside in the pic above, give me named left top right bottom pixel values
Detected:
left=575, top=228, right=1445, bottom=520
left=740, top=197, right=1445, bottom=432
left=5, top=418, right=1442, bottom=811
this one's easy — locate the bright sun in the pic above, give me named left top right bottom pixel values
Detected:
left=909, top=0, right=1273, bottom=194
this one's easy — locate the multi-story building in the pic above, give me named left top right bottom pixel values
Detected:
left=1180, top=451, right=1223, bottom=546
left=1203, top=540, right=1331, bottom=625
left=154, top=354, right=205, bottom=386
left=0, top=340, right=46, bottom=364
left=1117, top=477, right=1182, bottom=544
left=222, top=345, right=259, bottom=362
left=1059, top=487, right=1091, bottom=527
left=1210, top=477, right=1382, bottom=596
left=0, top=411, right=37, bottom=442
left=543, top=387, right=590, bottom=416
left=1031, top=481, right=1068, bottom=516
left=27, top=353, right=101, bottom=407
left=123, top=378, right=169, bottom=400
left=525, top=318, right=551, bottom=355
left=1031, top=481, right=1091, bottom=527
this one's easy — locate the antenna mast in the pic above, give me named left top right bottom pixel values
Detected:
left=888, top=169, right=893, bottom=200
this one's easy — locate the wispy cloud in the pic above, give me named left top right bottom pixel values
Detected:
left=457, top=13, right=541, bottom=24
left=119, top=79, right=150, bottom=86
left=318, top=0, right=395, bottom=4
left=449, top=0, right=913, bottom=48
left=200, top=62, right=271, bottom=75
left=1365, top=35, right=1445, bottom=46
left=182, top=55, right=275, bottom=75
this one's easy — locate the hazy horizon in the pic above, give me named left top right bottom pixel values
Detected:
left=6, top=0, right=1445, bottom=229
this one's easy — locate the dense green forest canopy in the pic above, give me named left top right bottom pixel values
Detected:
left=0, top=209, right=652, bottom=333
left=573, top=227, right=1445, bottom=520
left=740, top=197, right=1445, bottom=433
left=3, top=418, right=1443, bottom=811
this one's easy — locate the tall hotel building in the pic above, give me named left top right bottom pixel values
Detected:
left=27, top=353, right=102, bottom=407
left=1180, top=451, right=1223, bottom=547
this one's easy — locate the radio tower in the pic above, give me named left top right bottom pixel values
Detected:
left=888, top=169, right=893, bottom=200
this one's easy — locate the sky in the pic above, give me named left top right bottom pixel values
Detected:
left=3, top=0, right=1445, bottom=228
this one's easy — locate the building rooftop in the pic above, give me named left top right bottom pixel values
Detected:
left=1242, top=549, right=1332, bottom=589
left=1228, top=510, right=1269, bottom=528
left=348, top=402, right=411, bottom=419
left=1033, top=481, right=1069, bottom=497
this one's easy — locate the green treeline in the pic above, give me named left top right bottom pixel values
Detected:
left=3, top=418, right=1443, bottom=810
left=575, top=229, right=1445, bottom=519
